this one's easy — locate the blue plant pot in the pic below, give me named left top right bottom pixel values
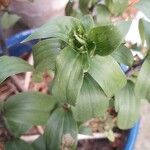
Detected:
left=4, top=30, right=140, bottom=150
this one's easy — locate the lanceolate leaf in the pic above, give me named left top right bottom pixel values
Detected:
left=0, top=101, right=4, bottom=111
left=80, top=52, right=90, bottom=72
left=44, top=108, right=78, bottom=150
left=135, top=0, right=150, bottom=19
left=52, top=47, right=84, bottom=106
left=73, top=74, right=109, bottom=122
left=32, top=136, right=46, bottom=150
left=88, top=55, right=127, bottom=97
left=115, top=21, right=131, bottom=38
left=23, top=16, right=81, bottom=44
left=79, top=125, right=92, bottom=135
left=5, top=139, right=33, bottom=150
left=138, top=19, right=150, bottom=48
left=111, top=44, right=134, bottom=66
left=32, top=39, right=60, bottom=81
left=79, top=0, right=91, bottom=14
left=115, top=81, right=140, bottom=129
left=33, top=39, right=60, bottom=71
left=65, top=0, right=74, bottom=16
left=138, top=19, right=145, bottom=46
left=1, top=12, right=20, bottom=30
left=87, top=25, right=122, bottom=56
left=81, top=15, right=95, bottom=31
left=0, top=56, right=33, bottom=84
left=135, top=53, right=150, bottom=102
left=143, top=20, right=150, bottom=47
left=3, top=92, right=56, bottom=137
left=95, top=4, right=111, bottom=26
left=105, top=0, right=128, bottom=16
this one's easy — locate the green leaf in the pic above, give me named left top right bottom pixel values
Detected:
left=23, top=16, right=81, bottom=44
left=80, top=52, right=90, bottom=72
left=88, top=55, right=127, bottom=97
left=138, top=19, right=145, bottom=46
left=143, top=20, right=150, bottom=48
left=33, top=39, right=60, bottom=71
left=0, top=101, right=4, bottom=111
left=79, top=0, right=95, bottom=14
left=79, top=0, right=89, bottom=14
left=32, top=136, right=46, bottom=150
left=3, top=92, right=56, bottom=137
left=81, top=15, right=95, bottom=31
left=5, top=139, right=33, bottom=150
left=105, top=0, right=128, bottom=16
left=65, top=0, right=74, bottom=16
left=79, top=125, right=92, bottom=135
left=95, top=4, right=111, bottom=26
left=44, top=108, right=78, bottom=150
left=115, top=81, right=140, bottom=129
left=1, top=12, right=20, bottom=30
left=138, top=19, right=150, bottom=48
left=111, top=44, right=134, bottom=66
left=135, top=0, right=150, bottom=18
left=105, top=130, right=115, bottom=142
left=0, top=56, right=33, bottom=84
left=32, top=39, right=60, bottom=81
left=73, top=74, right=109, bottom=122
left=135, top=53, right=150, bottom=102
left=87, top=25, right=122, bottom=56
left=52, top=47, right=84, bottom=106
left=115, top=21, right=131, bottom=38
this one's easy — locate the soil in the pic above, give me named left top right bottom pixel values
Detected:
left=78, top=129, right=129, bottom=150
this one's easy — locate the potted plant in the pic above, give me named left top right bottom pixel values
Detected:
left=0, top=0, right=150, bottom=149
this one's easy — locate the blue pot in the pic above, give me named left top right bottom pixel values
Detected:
left=4, top=30, right=140, bottom=150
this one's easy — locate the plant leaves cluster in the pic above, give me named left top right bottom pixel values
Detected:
left=1, top=0, right=150, bottom=149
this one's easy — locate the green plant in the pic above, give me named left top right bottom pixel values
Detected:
left=0, top=0, right=150, bottom=149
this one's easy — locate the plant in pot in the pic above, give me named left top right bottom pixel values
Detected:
left=0, top=0, right=150, bottom=149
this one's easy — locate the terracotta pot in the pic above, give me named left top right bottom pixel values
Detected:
left=9, top=0, right=68, bottom=27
